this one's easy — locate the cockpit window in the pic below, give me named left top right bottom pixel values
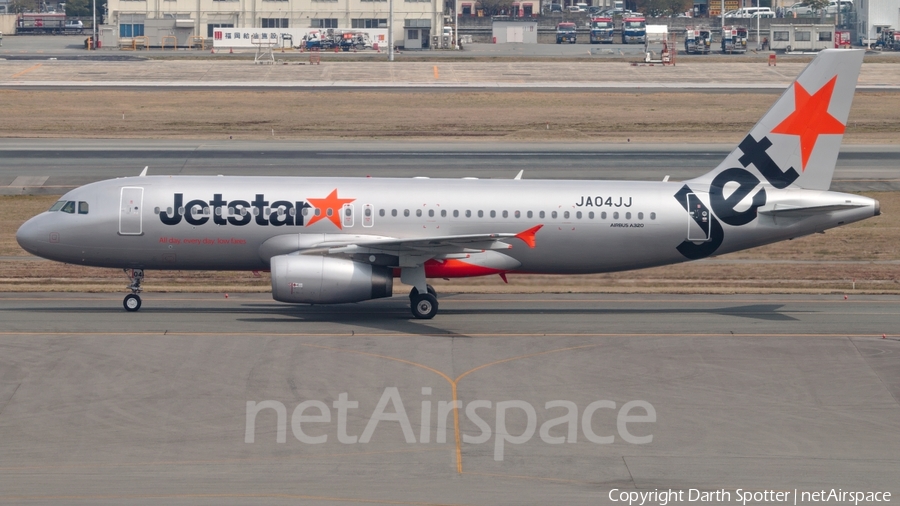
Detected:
left=78, top=202, right=89, bottom=215
left=60, top=201, right=76, bottom=214
left=49, top=201, right=66, bottom=212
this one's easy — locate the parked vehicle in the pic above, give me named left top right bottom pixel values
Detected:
left=16, top=13, right=70, bottom=35
left=789, top=0, right=852, bottom=16
left=726, top=7, right=774, bottom=18
left=590, top=17, right=614, bottom=43
left=556, top=22, right=577, bottom=43
left=684, top=27, right=711, bottom=54
left=621, top=16, right=646, bottom=44
left=721, top=25, right=748, bottom=53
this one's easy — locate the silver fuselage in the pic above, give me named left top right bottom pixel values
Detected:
left=16, top=175, right=879, bottom=275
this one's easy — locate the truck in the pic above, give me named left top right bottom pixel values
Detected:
left=721, top=25, right=748, bottom=53
left=16, top=13, right=77, bottom=35
left=589, top=17, right=614, bottom=44
left=302, top=30, right=337, bottom=50
left=338, top=31, right=373, bottom=51
left=875, top=28, right=900, bottom=51
left=684, top=27, right=711, bottom=54
left=621, top=17, right=646, bottom=44
left=556, top=22, right=577, bottom=44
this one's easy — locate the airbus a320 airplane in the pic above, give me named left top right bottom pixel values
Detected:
left=17, top=50, right=880, bottom=319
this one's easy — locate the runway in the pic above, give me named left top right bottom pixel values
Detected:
left=2, top=140, right=899, bottom=194
left=0, top=293, right=897, bottom=504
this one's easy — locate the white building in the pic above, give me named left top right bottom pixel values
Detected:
left=856, top=0, right=900, bottom=41
left=105, top=0, right=443, bottom=47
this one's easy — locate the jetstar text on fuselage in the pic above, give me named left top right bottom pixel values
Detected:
left=159, top=193, right=317, bottom=227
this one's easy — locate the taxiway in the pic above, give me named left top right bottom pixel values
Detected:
left=0, top=293, right=897, bottom=505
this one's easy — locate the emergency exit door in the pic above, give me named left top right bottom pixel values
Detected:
left=686, top=193, right=711, bottom=242
left=119, top=187, right=144, bottom=235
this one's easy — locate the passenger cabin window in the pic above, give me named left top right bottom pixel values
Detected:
left=49, top=201, right=66, bottom=212
left=379, top=209, right=385, bottom=217
left=61, top=201, right=76, bottom=214
left=441, top=210, right=447, bottom=217
left=78, top=202, right=89, bottom=215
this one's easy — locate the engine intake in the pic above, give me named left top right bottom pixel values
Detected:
left=270, top=255, right=393, bottom=304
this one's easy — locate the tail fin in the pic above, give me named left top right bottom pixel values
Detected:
left=688, top=49, right=864, bottom=191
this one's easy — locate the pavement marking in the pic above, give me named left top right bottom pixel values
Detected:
left=0, top=447, right=443, bottom=472
left=461, top=470, right=591, bottom=485
left=10, top=64, right=42, bottom=79
left=8, top=176, right=48, bottom=187
left=0, top=331, right=896, bottom=338
left=433, top=65, right=439, bottom=79
left=0, top=493, right=466, bottom=505
left=1, top=296, right=898, bottom=304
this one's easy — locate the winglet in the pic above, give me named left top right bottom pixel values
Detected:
left=515, top=224, right=543, bottom=249
left=139, top=166, right=149, bottom=177
left=514, top=170, right=524, bottom=180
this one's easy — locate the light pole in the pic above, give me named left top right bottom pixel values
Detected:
left=92, top=0, right=97, bottom=49
left=720, top=0, right=725, bottom=32
left=455, top=0, right=459, bottom=50
left=757, top=0, right=760, bottom=49
left=388, top=0, right=394, bottom=61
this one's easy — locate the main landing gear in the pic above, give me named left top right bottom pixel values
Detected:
left=409, top=285, right=438, bottom=319
left=123, top=268, right=144, bottom=312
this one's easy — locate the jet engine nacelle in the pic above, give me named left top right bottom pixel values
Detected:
left=270, top=255, right=393, bottom=304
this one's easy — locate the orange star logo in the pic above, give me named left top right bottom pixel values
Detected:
left=305, top=189, right=355, bottom=229
left=771, top=76, right=845, bottom=171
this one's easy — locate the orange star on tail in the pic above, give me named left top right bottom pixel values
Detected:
left=771, top=76, right=845, bottom=171
left=306, top=189, right=355, bottom=229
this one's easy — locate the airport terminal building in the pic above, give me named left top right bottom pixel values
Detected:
left=104, top=0, right=444, bottom=47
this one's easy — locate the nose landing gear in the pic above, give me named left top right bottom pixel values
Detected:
left=123, top=269, right=144, bottom=312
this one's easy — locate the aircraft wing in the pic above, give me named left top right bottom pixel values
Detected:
left=309, top=225, right=543, bottom=256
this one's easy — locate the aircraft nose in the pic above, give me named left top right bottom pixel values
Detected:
left=16, top=217, right=45, bottom=256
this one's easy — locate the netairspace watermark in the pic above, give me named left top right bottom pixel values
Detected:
left=609, top=489, right=892, bottom=506
left=245, top=387, right=656, bottom=461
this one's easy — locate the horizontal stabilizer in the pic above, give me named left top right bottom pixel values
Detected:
left=759, top=203, right=866, bottom=217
